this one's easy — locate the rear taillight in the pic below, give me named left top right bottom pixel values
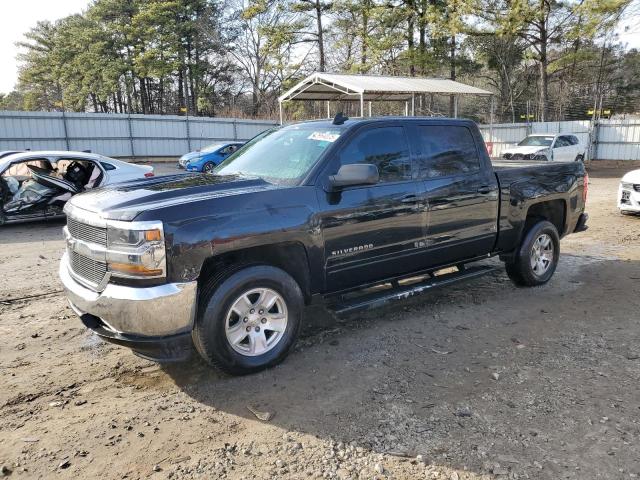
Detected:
left=583, top=172, right=589, bottom=204
left=144, top=172, right=154, bottom=178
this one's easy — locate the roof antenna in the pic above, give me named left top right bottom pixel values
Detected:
left=332, top=112, right=349, bottom=125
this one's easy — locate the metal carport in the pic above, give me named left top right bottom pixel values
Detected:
left=278, top=72, right=493, bottom=124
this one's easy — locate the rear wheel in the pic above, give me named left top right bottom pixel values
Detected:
left=202, top=162, right=215, bottom=174
left=505, top=220, right=560, bottom=286
left=193, top=265, right=304, bottom=375
left=575, top=154, right=584, bottom=162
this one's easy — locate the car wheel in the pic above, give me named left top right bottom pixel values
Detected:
left=533, top=154, right=548, bottom=161
left=202, top=162, right=215, bottom=174
left=192, top=265, right=304, bottom=375
left=505, top=220, right=560, bottom=287
left=575, top=154, right=584, bottom=162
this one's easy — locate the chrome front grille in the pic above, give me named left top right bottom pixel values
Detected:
left=69, top=250, right=107, bottom=286
left=67, top=216, right=107, bottom=246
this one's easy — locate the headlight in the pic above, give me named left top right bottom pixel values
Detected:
left=106, top=221, right=166, bottom=279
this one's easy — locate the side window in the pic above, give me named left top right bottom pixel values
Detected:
left=337, top=126, right=411, bottom=183
left=416, top=125, right=480, bottom=178
left=3, top=158, right=53, bottom=177
left=100, top=162, right=116, bottom=171
left=570, top=136, right=579, bottom=145
left=554, top=137, right=570, bottom=148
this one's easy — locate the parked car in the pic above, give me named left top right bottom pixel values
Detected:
left=60, top=117, right=588, bottom=375
left=0, top=151, right=154, bottom=224
left=177, top=142, right=244, bottom=173
left=501, top=133, right=585, bottom=162
left=618, top=169, right=640, bottom=214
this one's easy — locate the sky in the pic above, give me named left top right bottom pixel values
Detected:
left=1, top=0, right=640, bottom=95
left=0, top=0, right=90, bottom=93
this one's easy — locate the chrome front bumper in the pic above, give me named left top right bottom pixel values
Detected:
left=60, top=252, right=197, bottom=337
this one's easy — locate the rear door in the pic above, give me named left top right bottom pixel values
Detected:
left=316, top=123, right=427, bottom=292
left=411, top=123, right=499, bottom=267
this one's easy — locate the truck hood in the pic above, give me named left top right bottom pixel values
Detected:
left=502, top=146, right=549, bottom=155
left=66, top=173, right=280, bottom=221
left=621, top=169, right=640, bottom=184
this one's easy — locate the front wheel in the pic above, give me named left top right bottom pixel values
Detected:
left=202, top=162, right=215, bottom=174
left=193, top=265, right=304, bottom=375
left=505, top=220, right=560, bottom=286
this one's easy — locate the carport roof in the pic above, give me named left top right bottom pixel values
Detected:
left=278, top=72, right=493, bottom=102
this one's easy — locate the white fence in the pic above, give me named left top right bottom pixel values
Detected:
left=479, top=119, right=640, bottom=161
left=0, top=111, right=277, bottom=158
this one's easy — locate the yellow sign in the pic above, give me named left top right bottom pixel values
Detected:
left=180, top=107, right=187, bottom=113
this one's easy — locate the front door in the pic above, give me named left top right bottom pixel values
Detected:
left=552, top=136, right=573, bottom=161
left=316, top=124, right=427, bottom=292
left=410, top=123, right=499, bottom=267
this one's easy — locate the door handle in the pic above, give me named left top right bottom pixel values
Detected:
left=400, top=194, right=419, bottom=204
left=477, top=186, right=492, bottom=194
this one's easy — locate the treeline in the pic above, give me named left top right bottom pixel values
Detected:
left=0, top=0, right=638, bottom=122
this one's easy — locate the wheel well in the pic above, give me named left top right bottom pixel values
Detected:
left=198, top=243, right=312, bottom=303
left=525, top=200, right=566, bottom=235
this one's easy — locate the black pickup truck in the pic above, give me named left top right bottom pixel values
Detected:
left=60, top=117, right=588, bottom=374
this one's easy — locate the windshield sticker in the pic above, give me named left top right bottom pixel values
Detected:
left=308, top=131, right=340, bottom=143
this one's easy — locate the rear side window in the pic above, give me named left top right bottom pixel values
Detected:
left=100, top=162, right=116, bottom=170
left=555, top=137, right=570, bottom=148
left=338, top=126, right=411, bottom=183
left=416, top=125, right=480, bottom=178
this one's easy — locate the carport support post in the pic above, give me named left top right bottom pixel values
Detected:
left=489, top=96, right=495, bottom=143
left=411, top=94, right=415, bottom=116
left=359, top=93, right=364, bottom=118
left=453, top=96, right=458, bottom=118
left=368, top=101, right=372, bottom=117
left=326, top=101, right=330, bottom=119
left=279, top=101, right=283, bottom=125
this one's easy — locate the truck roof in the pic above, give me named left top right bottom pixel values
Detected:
left=288, top=116, right=475, bottom=130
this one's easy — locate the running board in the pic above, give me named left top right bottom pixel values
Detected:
left=327, top=265, right=497, bottom=316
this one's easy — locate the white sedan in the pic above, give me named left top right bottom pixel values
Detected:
left=618, top=169, right=640, bottom=215
left=0, top=151, right=154, bottom=224
left=501, top=134, right=585, bottom=162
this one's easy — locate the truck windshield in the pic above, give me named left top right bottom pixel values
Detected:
left=518, top=136, right=554, bottom=146
left=212, top=125, right=343, bottom=185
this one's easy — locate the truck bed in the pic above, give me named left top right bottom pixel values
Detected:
left=492, top=158, right=585, bottom=186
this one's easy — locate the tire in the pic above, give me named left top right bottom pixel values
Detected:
left=505, top=220, right=560, bottom=287
left=193, top=265, right=304, bottom=375
left=202, top=162, right=215, bottom=174
left=575, top=154, right=584, bottom=162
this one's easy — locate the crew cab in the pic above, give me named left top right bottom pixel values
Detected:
left=60, top=117, right=588, bottom=375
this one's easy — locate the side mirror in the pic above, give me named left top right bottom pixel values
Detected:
left=328, top=164, right=379, bottom=190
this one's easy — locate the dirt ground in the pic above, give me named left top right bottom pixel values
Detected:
left=1, top=164, right=639, bottom=480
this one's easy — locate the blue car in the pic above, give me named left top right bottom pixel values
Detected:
left=177, top=142, right=244, bottom=173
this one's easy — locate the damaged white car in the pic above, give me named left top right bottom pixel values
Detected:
left=501, top=134, right=585, bottom=162
left=0, top=151, right=154, bottom=224
left=618, top=169, right=640, bottom=215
